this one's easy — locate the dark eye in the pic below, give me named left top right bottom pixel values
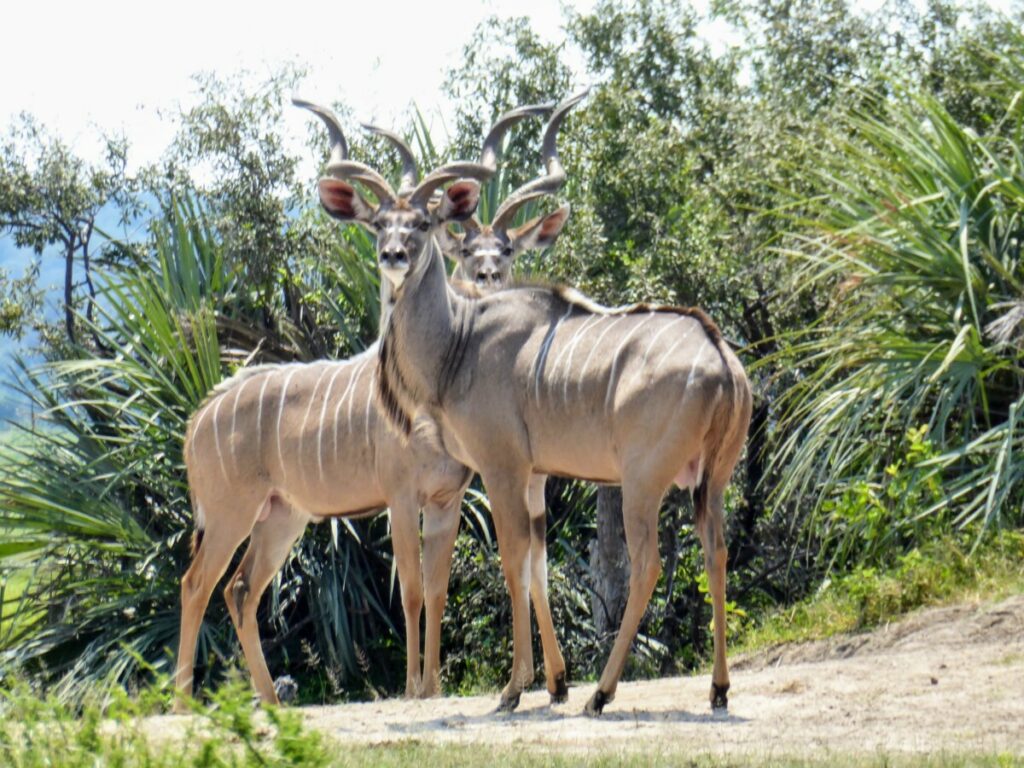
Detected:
left=501, top=247, right=513, bottom=257
left=460, top=249, right=470, bottom=257
left=417, top=221, right=430, bottom=232
left=372, top=220, right=384, bottom=231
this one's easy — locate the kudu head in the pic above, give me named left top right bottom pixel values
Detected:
left=439, top=90, right=587, bottom=290
left=294, top=97, right=487, bottom=289
left=294, top=98, right=547, bottom=291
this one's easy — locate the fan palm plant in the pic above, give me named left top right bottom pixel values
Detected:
left=766, top=29, right=1024, bottom=567
left=0, top=198, right=397, bottom=701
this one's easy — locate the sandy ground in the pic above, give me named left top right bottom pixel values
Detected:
left=155, top=594, right=1024, bottom=757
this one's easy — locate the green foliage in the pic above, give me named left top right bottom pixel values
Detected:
left=737, top=530, right=1024, bottom=650
left=3, top=0, right=1024, bottom=709
left=767, top=32, right=1024, bottom=561
left=0, top=114, right=138, bottom=341
left=0, top=200, right=397, bottom=702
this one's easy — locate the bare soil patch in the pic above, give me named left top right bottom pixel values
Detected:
left=155, top=595, right=1024, bottom=758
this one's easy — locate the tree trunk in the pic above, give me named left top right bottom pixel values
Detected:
left=589, top=486, right=629, bottom=640
left=63, top=239, right=76, bottom=345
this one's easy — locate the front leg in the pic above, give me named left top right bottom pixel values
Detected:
left=482, top=468, right=535, bottom=713
left=420, top=495, right=463, bottom=697
left=389, top=496, right=424, bottom=698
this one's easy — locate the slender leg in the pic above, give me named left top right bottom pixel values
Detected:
left=526, top=473, right=568, bottom=703
left=420, top=496, right=462, bottom=697
left=696, top=486, right=730, bottom=712
left=174, top=506, right=254, bottom=712
left=482, top=468, right=535, bottom=713
left=389, top=495, right=425, bottom=698
left=223, top=500, right=308, bottom=704
left=585, top=481, right=665, bottom=716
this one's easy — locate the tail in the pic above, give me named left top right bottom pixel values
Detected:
left=183, top=418, right=206, bottom=560
left=694, top=338, right=752, bottom=525
left=188, top=482, right=206, bottom=558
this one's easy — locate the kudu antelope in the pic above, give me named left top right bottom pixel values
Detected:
left=436, top=93, right=584, bottom=289
left=174, top=101, right=567, bottom=708
left=313, top=95, right=752, bottom=716
left=359, top=98, right=584, bottom=704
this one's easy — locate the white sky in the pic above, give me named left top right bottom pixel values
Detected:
left=0, top=0, right=595, bottom=172
left=0, top=0, right=1013, bottom=171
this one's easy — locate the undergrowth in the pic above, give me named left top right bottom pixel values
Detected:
left=735, top=530, right=1024, bottom=652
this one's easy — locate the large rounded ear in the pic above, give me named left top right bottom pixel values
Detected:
left=507, top=203, right=570, bottom=254
left=318, top=178, right=376, bottom=223
left=436, top=180, right=480, bottom=223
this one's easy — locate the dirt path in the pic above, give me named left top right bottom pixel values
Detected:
left=303, top=595, right=1024, bottom=757
left=155, top=595, right=1024, bottom=758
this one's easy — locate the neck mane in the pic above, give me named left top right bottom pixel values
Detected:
left=376, top=234, right=464, bottom=436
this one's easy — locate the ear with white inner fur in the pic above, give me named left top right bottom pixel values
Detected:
left=318, top=178, right=376, bottom=223
left=507, top=203, right=570, bottom=254
left=436, top=181, right=480, bottom=223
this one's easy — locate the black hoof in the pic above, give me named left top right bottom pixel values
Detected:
left=273, top=675, right=298, bottom=705
left=550, top=672, right=569, bottom=704
left=497, top=690, right=521, bottom=713
left=584, top=689, right=612, bottom=716
left=710, top=682, right=729, bottom=712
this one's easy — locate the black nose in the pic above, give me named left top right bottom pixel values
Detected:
left=476, top=270, right=501, bottom=286
left=382, top=247, right=408, bottom=267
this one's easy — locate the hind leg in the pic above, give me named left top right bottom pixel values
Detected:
left=696, top=486, right=730, bottom=711
left=585, top=479, right=666, bottom=716
left=174, top=503, right=257, bottom=712
left=223, top=498, right=308, bottom=705
left=526, top=473, right=568, bottom=703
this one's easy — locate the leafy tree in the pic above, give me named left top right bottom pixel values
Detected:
left=0, top=115, right=137, bottom=344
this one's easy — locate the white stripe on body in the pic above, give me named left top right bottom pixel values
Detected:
left=532, top=305, right=574, bottom=402
left=255, top=373, right=272, bottom=459
left=275, top=367, right=300, bottom=483
left=632, top=316, right=688, bottom=382
left=297, top=364, right=332, bottom=489
left=685, top=339, right=709, bottom=391
left=346, top=360, right=368, bottom=429
left=229, top=376, right=252, bottom=473
left=577, top=316, right=623, bottom=398
left=364, top=374, right=376, bottom=448
left=317, top=365, right=346, bottom=485
left=653, top=327, right=700, bottom=377
left=212, top=393, right=229, bottom=482
left=333, top=359, right=367, bottom=462
left=547, top=314, right=604, bottom=406
left=189, top=401, right=213, bottom=457
left=603, top=313, right=654, bottom=413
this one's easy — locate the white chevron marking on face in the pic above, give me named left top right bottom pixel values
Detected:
left=212, top=393, right=229, bottom=482
left=276, top=367, right=300, bottom=483
left=533, top=304, right=574, bottom=402
left=317, top=365, right=345, bottom=485
left=298, top=364, right=331, bottom=488
left=577, top=316, right=623, bottom=397
left=604, top=313, right=654, bottom=413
